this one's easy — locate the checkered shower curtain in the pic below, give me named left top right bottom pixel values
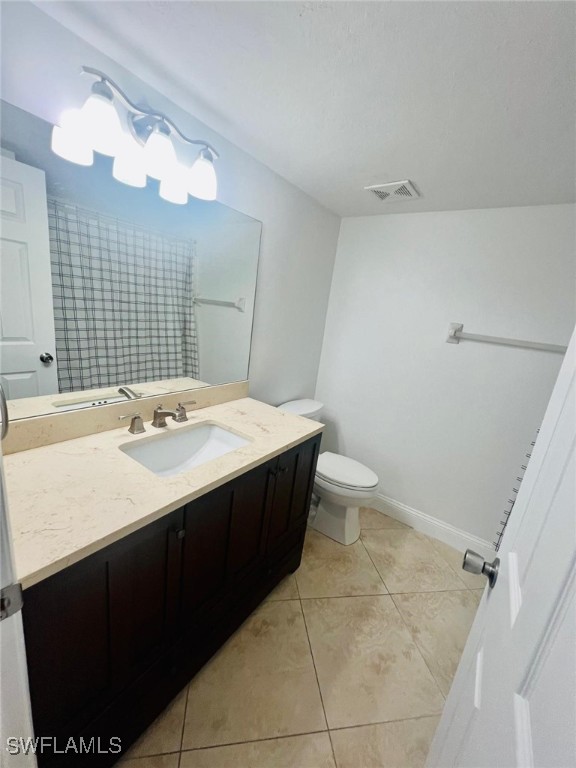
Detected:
left=48, top=199, right=200, bottom=393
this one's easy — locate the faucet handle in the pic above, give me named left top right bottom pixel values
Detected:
left=174, top=400, right=196, bottom=423
left=119, top=412, right=145, bottom=435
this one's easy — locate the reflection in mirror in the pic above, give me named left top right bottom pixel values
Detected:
left=0, top=101, right=261, bottom=419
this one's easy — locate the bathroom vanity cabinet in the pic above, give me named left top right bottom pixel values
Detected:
left=21, top=434, right=320, bottom=767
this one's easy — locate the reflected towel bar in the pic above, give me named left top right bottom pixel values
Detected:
left=446, top=323, right=567, bottom=354
left=193, top=296, right=246, bottom=312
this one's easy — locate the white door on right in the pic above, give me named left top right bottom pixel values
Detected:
left=0, top=155, right=58, bottom=398
left=427, top=327, right=576, bottom=768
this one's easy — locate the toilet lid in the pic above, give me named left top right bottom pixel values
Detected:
left=278, top=399, right=323, bottom=418
left=316, top=452, right=379, bottom=490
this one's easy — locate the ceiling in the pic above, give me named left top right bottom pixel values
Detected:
left=35, top=1, right=575, bottom=217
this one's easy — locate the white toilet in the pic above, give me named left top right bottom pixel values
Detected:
left=278, top=400, right=379, bottom=545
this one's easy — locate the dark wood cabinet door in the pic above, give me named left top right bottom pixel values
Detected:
left=267, top=435, right=321, bottom=554
left=181, top=462, right=275, bottom=628
left=267, top=451, right=298, bottom=547
left=288, top=435, right=321, bottom=527
left=23, top=554, right=110, bottom=739
left=227, top=460, right=275, bottom=579
left=181, top=484, right=234, bottom=617
left=108, top=509, right=183, bottom=682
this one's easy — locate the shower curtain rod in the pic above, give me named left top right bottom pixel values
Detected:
left=446, top=323, right=567, bottom=354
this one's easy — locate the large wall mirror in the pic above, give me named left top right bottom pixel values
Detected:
left=0, top=100, right=261, bottom=419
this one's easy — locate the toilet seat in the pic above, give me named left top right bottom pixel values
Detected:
left=315, top=452, right=378, bottom=491
left=314, top=475, right=377, bottom=501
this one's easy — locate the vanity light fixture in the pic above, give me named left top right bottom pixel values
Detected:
left=51, top=66, right=219, bottom=203
left=51, top=109, right=94, bottom=166
left=80, top=79, right=124, bottom=157
left=187, top=148, right=218, bottom=201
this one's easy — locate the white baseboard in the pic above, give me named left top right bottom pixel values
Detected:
left=371, top=494, right=494, bottom=558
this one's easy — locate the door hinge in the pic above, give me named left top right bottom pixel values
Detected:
left=0, top=583, right=23, bottom=621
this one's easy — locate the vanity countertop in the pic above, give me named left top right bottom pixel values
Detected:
left=4, top=398, right=323, bottom=589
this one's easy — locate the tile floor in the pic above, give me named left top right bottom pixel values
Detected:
left=120, top=508, right=484, bottom=768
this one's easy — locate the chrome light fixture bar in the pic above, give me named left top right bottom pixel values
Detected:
left=51, top=66, right=219, bottom=203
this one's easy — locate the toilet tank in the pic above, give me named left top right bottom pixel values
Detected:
left=277, top=399, right=324, bottom=421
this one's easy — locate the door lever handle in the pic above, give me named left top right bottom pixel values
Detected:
left=463, top=549, right=500, bottom=588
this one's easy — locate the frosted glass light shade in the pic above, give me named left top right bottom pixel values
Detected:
left=144, top=127, right=178, bottom=180
left=159, top=167, right=188, bottom=205
left=113, top=136, right=147, bottom=187
left=187, top=151, right=217, bottom=201
left=51, top=109, right=94, bottom=166
left=80, top=93, right=123, bottom=156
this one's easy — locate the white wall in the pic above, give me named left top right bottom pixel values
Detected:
left=0, top=1, right=340, bottom=404
left=316, top=205, right=575, bottom=544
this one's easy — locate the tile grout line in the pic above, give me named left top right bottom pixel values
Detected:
left=300, top=592, right=394, bottom=601
left=358, top=533, right=391, bottom=594
left=176, top=683, right=191, bottom=768
left=389, top=592, right=447, bottom=705
left=297, top=587, right=338, bottom=768
left=328, top=712, right=441, bottom=735
left=175, top=714, right=444, bottom=760
left=294, top=569, right=301, bottom=600
left=177, top=727, right=334, bottom=756
left=122, top=748, right=180, bottom=762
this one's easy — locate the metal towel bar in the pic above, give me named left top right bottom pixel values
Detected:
left=446, top=323, right=567, bottom=354
left=193, top=296, right=246, bottom=312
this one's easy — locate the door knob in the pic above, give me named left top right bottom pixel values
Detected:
left=39, top=352, right=54, bottom=365
left=462, top=549, right=500, bottom=588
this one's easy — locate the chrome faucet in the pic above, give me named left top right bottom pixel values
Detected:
left=118, top=386, right=140, bottom=400
left=151, top=405, right=179, bottom=428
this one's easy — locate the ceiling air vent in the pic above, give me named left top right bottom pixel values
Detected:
left=365, top=180, right=420, bottom=202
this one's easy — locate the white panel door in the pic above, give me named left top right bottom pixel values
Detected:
left=0, top=156, right=57, bottom=398
left=427, top=327, right=576, bottom=768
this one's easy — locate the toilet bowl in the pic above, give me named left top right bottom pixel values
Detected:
left=312, top=452, right=378, bottom=544
left=277, top=400, right=379, bottom=545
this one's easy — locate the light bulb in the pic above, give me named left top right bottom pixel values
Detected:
left=187, top=149, right=217, bottom=201
left=159, top=166, right=188, bottom=205
left=51, top=109, right=94, bottom=166
left=144, top=124, right=178, bottom=180
left=79, top=83, right=123, bottom=157
left=113, top=135, right=147, bottom=188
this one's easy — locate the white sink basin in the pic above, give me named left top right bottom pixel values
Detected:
left=119, top=423, right=250, bottom=477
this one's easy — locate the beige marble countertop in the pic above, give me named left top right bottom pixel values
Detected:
left=4, top=398, right=323, bottom=590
